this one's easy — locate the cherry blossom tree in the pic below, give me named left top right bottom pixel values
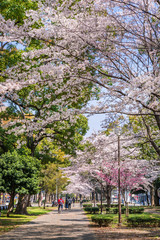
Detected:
left=0, top=0, right=159, bottom=158
left=64, top=132, right=159, bottom=205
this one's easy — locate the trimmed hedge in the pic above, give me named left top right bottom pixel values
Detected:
left=82, top=200, right=90, bottom=203
left=91, top=214, right=113, bottom=227
left=84, top=207, right=99, bottom=214
left=111, top=204, right=124, bottom=208
left=106, top=207, right=111, bottom=213
left=129, top=207, right=144, bottom=214
left=97, top=203, right=108, bottom=209
left=107, top=206, right=144, bottom=214
left=83, top=203, right=92, bottom=208
left=127, top=215, right=160, bottom=227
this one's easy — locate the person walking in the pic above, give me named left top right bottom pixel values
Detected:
left=72, top=197, right=75, bottom=207
left=80, top=199, right=83, bottom=208
left=68, top=197, right=72, bottom=210
left=65, top=198, right=69, bottom=210
left=58, top=197, right=64, bottom=213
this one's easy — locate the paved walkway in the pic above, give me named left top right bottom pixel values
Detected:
left=0, top=204, right=96, bottom=240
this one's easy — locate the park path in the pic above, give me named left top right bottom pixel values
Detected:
left=0, top=204, right=96, bottom=240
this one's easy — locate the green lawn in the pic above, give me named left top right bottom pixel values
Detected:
left=0, top=207, right=55, bottom=235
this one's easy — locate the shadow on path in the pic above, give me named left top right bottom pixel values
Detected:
left=0, top=206, right=95, bottom=240
left=0, top=224, right=94, bottom=240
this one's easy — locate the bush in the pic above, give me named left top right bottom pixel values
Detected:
left=112, top=208, right=118, bottom=214
left=82, top=199, right=89, bottom=203
left=129, top=207, right=144, bottom=214
left=92, top=207, right=99, bottom=214
left=91, top=214, right=113, bottom=227
left=111, top=207, right=126, bottom=214
left=97, top=203, right=108, bottom=209
left=111, top=204, right=124, bottom=208
left=84, top=207, right=99, bottom=214
left=109, top=206, right=144, bottom=214
left=127, top=215, right=160, bottom=227
left=106, top=207, right=111, bottom=213
left=83, top=203, right=92, bottom=208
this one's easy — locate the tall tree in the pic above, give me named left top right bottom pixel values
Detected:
left=0, top=151, right=40, bottom=216
left=1, top=0, right=159, bottom=158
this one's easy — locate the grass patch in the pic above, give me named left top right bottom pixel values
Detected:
left=0, top=207, right=54, bottom=235
left=27, top=207, right=52, bottom=216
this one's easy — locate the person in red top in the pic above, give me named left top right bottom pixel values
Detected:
left=58, top=197, right=64, bottom=213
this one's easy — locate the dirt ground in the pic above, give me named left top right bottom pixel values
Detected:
left=93, top=226, right=160, bottom=240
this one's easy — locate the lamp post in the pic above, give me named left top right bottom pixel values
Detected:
left=115, top=127, right=122, bottom=226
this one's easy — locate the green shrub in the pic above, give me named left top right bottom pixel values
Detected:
left=83, top=203, right=92, bottom=208
left=111, top=204, right=124, bottom=208
left=127, top=215, right=160, bottom=227
left=84, top=207, right=99, bottom=214
left=129, top=207, right=144, bottom=214
left=97, top=203, right=108, bottom=209
left=82, top=199, right=89, bottom=203
left=91, top=214, right=113, bottom=227
left=109, top=206, right=144, bottom=214
left=106, top=207, right=120, bottom=214
left=106, top=207, right=111, bottom=213
left=84, top=207, right=92, bottom=213
left=112, top=208, right=118, bottom=214
left=92, top=207, right=99, bottom=214
left=121, top=207, right=126, bottom=214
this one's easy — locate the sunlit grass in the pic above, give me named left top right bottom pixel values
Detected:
left=0, top=206, right=55, bottom=235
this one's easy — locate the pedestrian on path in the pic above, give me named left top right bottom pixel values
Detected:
left=68, top=197, right=72, bottom=209
left=68, top=197, right=72, bottom=210
left=80, top=199, right=83, bottom=208
left=65, top=198, right=69, bottom=210
left=58, top=197, right=64, bottom=213
left=72, top=197, right=75, bottom=207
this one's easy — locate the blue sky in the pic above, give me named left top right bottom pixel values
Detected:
left=85, top=113, right=106, bottom=137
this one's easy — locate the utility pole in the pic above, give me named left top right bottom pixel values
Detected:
left=118, top=134, right=121, bottom=225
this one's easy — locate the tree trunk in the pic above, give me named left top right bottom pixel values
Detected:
left=38, top=191, right=42, bottom=207
left=43, top=192, right=47, bottom=209
left=15, top=194, right=29, bottom=214
left=106, top=185, right=111, bottom=207
left=7, top=192, right=15, bottom=217
left=150, top=186, right=155, bottom=207
left=96, top=192, right=98, bottom=201
left=146, top=191, right=150, bottom=206
left=46, top=193, right=49, bottom=203
left=122, top=191, right=125, bottom=205
left=92, top=191, right=96, bottom=207
left=80, top=194, right=82, bottom=200
left=124, top=200, right=129, bottom=217
left=27, top=194, right=32, bottom=207
left=155, top=189, right=160, bottom=206
left=124, top=190, right=129, bottom=217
